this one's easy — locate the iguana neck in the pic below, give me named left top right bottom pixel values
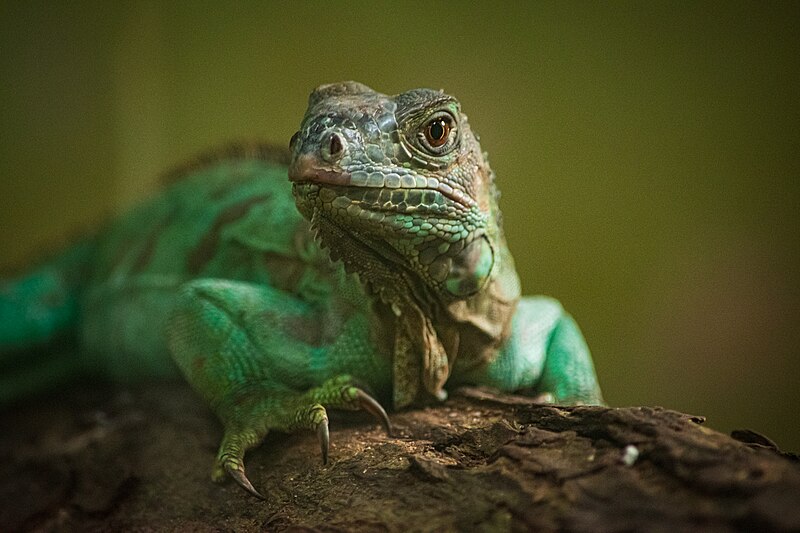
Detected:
left=310, top=196, right=520, bottom=408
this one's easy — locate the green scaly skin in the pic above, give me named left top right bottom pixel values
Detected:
left=0, top=82, right=603, bottom=498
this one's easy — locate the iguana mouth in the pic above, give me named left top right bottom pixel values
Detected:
left=289, top=155, right=475, bottom=210
left=294, top=183, right=461, bottom=219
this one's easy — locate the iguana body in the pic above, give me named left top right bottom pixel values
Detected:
left=0, top=83, right=603, bottom=498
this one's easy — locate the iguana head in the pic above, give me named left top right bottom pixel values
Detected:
left=289, top=82, right=503, bottom=305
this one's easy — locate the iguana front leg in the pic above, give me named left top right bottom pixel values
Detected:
left=535, top=304, right=604, bottom=405
left=167, top=279, right=390, bottom=498
left=457, top=297, right=604, bottom=405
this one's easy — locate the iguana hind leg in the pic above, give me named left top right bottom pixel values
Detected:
left=167, top=279, right=390, bottom=498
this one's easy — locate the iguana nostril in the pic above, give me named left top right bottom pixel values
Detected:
left=323, top=132, right=345, bottom=162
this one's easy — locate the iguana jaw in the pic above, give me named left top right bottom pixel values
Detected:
left=289, top=153, right=477, bottom=210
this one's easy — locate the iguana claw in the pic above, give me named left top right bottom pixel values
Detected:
left=317, top=417, right=330, bottom=465
left=225, top=463, right=265, bottom=500
left=354, top=388, right=392, bottom=436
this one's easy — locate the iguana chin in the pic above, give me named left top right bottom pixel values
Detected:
left=0, top=81, right=603, bottom=499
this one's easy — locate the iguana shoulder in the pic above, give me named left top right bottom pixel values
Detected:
left=88, top=142, right=345, bottom=302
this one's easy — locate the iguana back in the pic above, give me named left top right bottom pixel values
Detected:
left=0, top=145, right=366, bottom=397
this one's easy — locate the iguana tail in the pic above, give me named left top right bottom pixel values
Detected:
left=0, top=238, right=95, bottom=404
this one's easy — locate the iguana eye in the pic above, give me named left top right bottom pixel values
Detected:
left=418, top=112, right=457, bottom=155
left=425, top=118, right=450, bottom=147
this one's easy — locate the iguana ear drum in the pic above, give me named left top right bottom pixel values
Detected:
left=443, top=236, right=495, bottom=298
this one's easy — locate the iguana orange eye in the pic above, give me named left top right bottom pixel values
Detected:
left=425, top=117, right=451, bottom=147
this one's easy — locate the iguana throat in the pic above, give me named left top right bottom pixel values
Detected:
left=288, top=81, right=519, bottom=406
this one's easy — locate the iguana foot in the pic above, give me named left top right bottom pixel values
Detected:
left=211, top=375, right=390, bottom=499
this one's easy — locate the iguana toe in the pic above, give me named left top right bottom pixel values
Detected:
left=214, top=429, right=266, bottom=499
left=532, top=392, right=555, bottom=404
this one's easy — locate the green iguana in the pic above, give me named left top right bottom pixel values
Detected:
left=0, top=82, right=603, bottom=498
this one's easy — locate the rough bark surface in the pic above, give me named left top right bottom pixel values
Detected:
left=0, top=383, right=798, bottom=532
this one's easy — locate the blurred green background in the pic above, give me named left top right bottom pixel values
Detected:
left=1, top=2, right=798, bottom=450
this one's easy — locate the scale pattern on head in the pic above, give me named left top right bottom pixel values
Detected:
left=289, top=82, right=500, bottom=304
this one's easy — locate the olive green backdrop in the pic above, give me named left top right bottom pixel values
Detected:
left=2, top=2, right=798, bottom=450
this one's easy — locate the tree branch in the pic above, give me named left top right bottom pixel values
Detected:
left=1, top=384, right=798, bottom=531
